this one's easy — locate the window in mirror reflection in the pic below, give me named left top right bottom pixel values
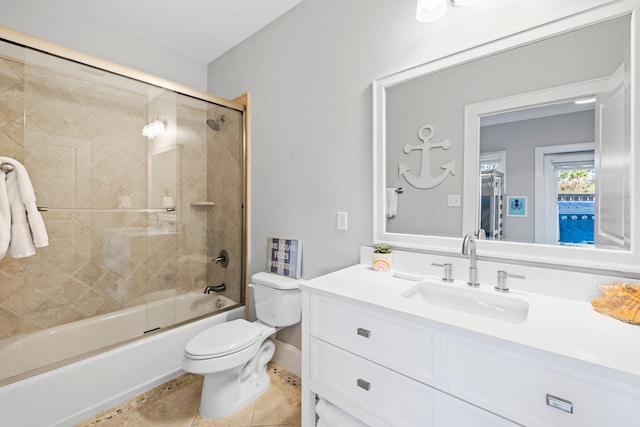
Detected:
left=538, top=146, right=595, bottom=246
left=557, top=166, right=595, bottom=246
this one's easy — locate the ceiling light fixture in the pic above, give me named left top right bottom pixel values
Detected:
left=417, top=0, right=482, bottom=23
left=450, top=0, right=482, bottom=6
left=574, top=97, right=597, bottom=105
left=416, top=0, right=448, bottom=23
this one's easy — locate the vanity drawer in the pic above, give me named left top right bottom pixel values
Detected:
left=440, top=392, right=521, bottom=427
left=309, top=294, right=437, bottom=385
left=310, top=337, right=437, bottom=427
left=443, top=335, right=640, bottom=427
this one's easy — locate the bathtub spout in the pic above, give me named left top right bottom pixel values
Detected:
left=204, top=284, right=226, bottom=294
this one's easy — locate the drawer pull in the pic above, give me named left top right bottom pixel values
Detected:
left=357, top=328, right=371, bottom=338
left=357, top=378, right=371, bottom=391
left=546, top=394, right=573, bottom=414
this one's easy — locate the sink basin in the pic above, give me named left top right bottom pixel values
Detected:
left=402, top=281, right=529, bottom=323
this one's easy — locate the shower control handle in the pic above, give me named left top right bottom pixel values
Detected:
left=212, top=249, right=229, bottom=268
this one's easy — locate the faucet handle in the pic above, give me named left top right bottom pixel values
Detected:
left=495, top=270, right=525, bottom=293
left=431, top=262, right=453, bottom=283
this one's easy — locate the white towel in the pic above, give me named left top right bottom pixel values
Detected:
left=0, top=157, right=49, bottom=259
left=316, top=398, right=369, bottom=427
left=386, top=188, right=398, bottom=218
left=0, top=170, right=10, bottom=258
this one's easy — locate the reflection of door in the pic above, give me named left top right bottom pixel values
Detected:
left=595, top=64, right=629, bottom=248
left=535, top=144, right=594, bottom=244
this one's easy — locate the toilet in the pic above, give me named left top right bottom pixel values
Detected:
left=182, top=272, right=302, bottom=419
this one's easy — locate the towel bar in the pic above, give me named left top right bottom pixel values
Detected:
left=36, top=206, right=176, bottom=213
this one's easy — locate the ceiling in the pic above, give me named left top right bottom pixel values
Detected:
left=51, top=0, right=304, bottom=64
left=481, top=98, right=596, bottom=127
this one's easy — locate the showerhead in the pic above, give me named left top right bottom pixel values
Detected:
left=207, top=115, right=226, bottom=131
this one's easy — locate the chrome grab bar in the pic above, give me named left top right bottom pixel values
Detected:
left=36, top=206, right=176, bottom=213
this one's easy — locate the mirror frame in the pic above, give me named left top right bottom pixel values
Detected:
left=373, top=0, right=640, bottom=273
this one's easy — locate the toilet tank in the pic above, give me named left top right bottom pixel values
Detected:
left=252, top=272, right=302, bottom=327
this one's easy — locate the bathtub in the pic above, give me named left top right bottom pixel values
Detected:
left=0, top=292, right=243, bottom=427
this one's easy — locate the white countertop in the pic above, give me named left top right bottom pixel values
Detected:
left=302, top=263, right=640, bottom=388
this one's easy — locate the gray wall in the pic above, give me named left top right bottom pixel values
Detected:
left=207, top=0, right=619, bottom=281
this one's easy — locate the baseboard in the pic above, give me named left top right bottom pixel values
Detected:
left=272, top=338, right=301, bottom=378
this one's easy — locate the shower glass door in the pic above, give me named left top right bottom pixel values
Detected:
left=0, top=37, right=245, bottom=384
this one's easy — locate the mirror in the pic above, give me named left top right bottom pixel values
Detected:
left=373, top=3, right=640, bottom=273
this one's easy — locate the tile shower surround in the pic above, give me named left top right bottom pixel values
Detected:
left=0, top=46, right=244, bottom=380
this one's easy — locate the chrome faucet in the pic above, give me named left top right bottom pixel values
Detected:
left=462, top=230, right=484, bottom=287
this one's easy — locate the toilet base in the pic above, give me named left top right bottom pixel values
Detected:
left=199, top=369, right=271, bottom=418
left=198, top=338, right=276, bottom=419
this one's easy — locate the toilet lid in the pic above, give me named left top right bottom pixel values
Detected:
left=185, top=319, right=263, bottom=359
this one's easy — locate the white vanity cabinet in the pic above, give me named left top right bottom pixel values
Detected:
left=310, top=338, right=438, bottom=426
left=438, top=393, right=519, bottom=427
left=442, top=334, right=640, bottom=427
left=309, top=293, right=437, bottom=385
left=301, top=287, right=640, bottom=427
left=302, top=291, right=520, bottom=427
left=306, top=293, right=440, bottom=426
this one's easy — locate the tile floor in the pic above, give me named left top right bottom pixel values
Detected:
left=76, top=363, right=301, bottom=427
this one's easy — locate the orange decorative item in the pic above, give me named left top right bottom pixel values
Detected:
left=591, top=284, right=640, bottom=324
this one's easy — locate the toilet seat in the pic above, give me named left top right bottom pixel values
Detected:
left=185, top=319, right=263, bottom=360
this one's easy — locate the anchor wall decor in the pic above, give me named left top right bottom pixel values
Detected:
left=399, top=124, right=456, bottom=189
